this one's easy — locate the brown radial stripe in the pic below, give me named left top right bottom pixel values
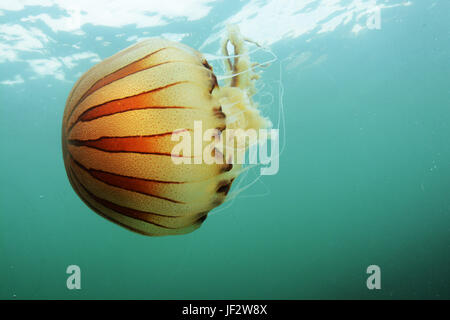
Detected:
left=70, top=167, right=207, bottom=230
left=91, top=193, right=206, bottom=229
left=67, top=165, right=150, bottom=235
left=66, top=162, right=86, bottom=207
left=67, top=39, right=156, bottom=108
left=80, top=105, right=191, bottom=122
left=75, top=174, right=197, bottom=229
left=68, top=130, right=192, bottom=156
left=79, top=49, right=171, bottom=102
left=68, top=154, right=186, bottom=204
left=67, top=81, right=190, bottom=133
left=68, top=59, right=214, bottom=127
left=66, top=47, right=174, bottom=122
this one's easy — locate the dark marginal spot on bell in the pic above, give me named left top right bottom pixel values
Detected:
left=213, top=106, right=226, bottom=119
left=209, top=73, right=219, bottom=93
left=213, top=110, right=226, bottom=119
left=217, top=181, right=232, bottom=195
left=212, top=198, right=225, bottom=206
left=221, top=163, right=233, bottom=172
left=202, top=59, right=213, bottom=71
left=197, top=213, right=208, bottom=223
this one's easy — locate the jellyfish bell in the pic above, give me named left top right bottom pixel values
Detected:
left=62, top=25, right=271, bottom=236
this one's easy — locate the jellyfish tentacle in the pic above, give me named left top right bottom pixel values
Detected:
left=212, top=25, right=271, bottom=137
left=222, top=38, right=233, bottom=74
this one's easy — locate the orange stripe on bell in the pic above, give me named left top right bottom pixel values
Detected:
left=62, top=38, right=236, bottom=236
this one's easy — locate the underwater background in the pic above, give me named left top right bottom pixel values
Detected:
left=0, top=0, right=449, bottom=299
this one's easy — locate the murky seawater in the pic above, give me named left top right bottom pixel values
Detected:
left=0, top=0, right=449, bottom=299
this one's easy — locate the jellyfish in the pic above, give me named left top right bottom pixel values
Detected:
left=62, top=25, right=271, bottom=236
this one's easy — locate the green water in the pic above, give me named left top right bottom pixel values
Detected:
left=0, top=0, right=449, bottom=299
